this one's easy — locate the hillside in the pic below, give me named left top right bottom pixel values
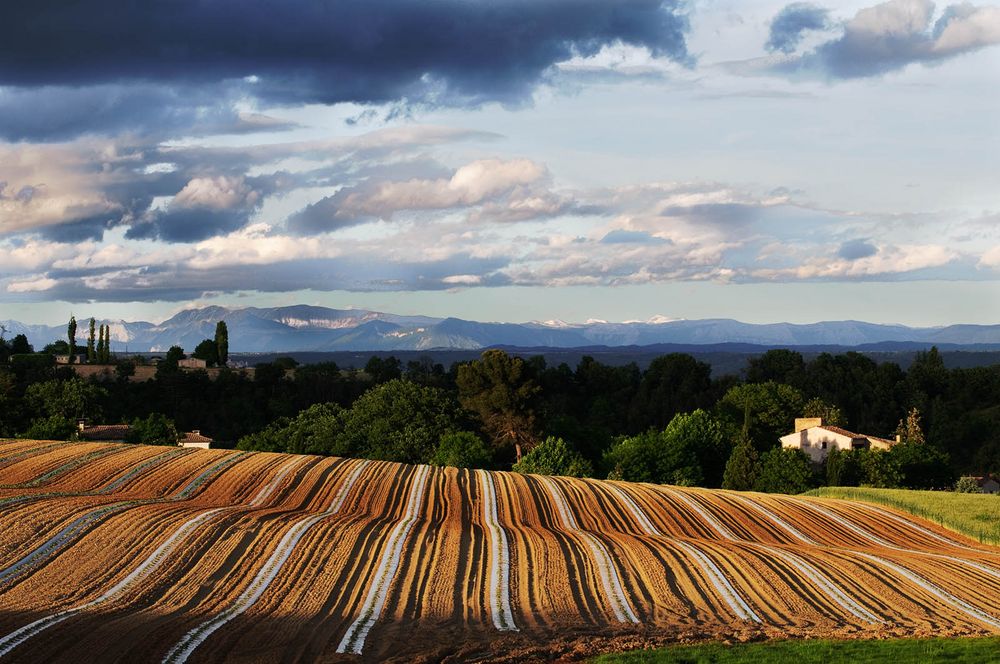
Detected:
left=0, top=441, right=999, bottom=662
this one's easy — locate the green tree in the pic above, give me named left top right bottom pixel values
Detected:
left=604, top=428, right=703, bottom=486
left=628, top=353, right=712, bottom=432
left=116, top=360, right=136, bottom=381
left=604, top=409, right=728, bottom=487
left=67, top=316, right=77, bottom=364
left=457, top=350, right=540, bottom=461
left=718, top=381, right=805, bottom=450
left=364, top=356, right=402, bottom=383
left=338, top=379, right=465, bottom=464
left=23, top=414, right=77, bottom=441
left=87, top=318, right=96, bottom=363
left=127, top=413, right=179, bottom=445
left=895, top=407, right=926, bottom=445
left=722, top=431, right=760, bottom=491
left=857, top=449, right=901, bottom=488
left=512, top=436, right=593, bottom=478
left=825, top=448, right=863, bottom=486
left=802, top=397, right=846, bottom=427
left=745, top=349, right=806, bottom=388
left=664, top=409, right=731, bottom=487
left=8, top=334, right=32, bottom=355
left=215, top=321, right=229, bottom=366
left=101, top=325, right=111, bottom=363
left=157, top=346, right=185, bottom=374
left=430, top=431, right=494, bottom=469
left=24, top=377, right=107, bottom=421
left=192, top=339, right=219, bottom=367
left=755, top=448, right=814, bottom=494
left=889, top=442, right=952, bottom=489
left=237, top=404, right=349, bottom=456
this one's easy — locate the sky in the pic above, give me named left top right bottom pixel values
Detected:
left=1, top=0, right=999, bottom=327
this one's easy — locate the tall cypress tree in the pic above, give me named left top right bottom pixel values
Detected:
left=722, top=430, right=760, bottom=491
left=215, top=321, right=229, bottom=367
left=67, top=316, right=77, bottom=364
left=98, top=325, right=106, bottom=363
left=87, top=318, right=96, bottom=364
left=101, top=325, right=111, bottom=363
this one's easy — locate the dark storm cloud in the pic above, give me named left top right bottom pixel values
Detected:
left=765, top=3, right=831, bottom=54
left=838, top=239, right=878, bottom=260
left=1, top=1, right=690, bottom=111
left=36, top=215, right=118, bottom=243
left=125, top=208, right=253, bottom=243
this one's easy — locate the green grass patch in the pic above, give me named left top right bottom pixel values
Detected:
left=593, top=636, right=1000, bottom=663
left=804, top=486, right=1000, bottom=546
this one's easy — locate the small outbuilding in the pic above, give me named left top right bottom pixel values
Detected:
left=973, top=475, right=1000, bottom=494
left=179, top=430, right=213, bottom=449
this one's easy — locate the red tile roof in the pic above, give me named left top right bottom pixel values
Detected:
left=181, top=431, right=213, bottom=443
left=79, top=424, right=131, bottom=441
left=816, top=425, right=865, bottom=439
left=814, top=425, right=897, bottom=446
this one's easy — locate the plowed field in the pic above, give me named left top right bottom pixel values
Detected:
left=0, top=440, right=998, bottom=663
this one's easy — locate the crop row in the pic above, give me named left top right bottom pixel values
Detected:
left=0, top=441, right=997, bottom=662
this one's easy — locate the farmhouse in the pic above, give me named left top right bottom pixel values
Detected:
left=179, top=430, right=213, bottom=449
left=76, top=419, right=131, bottom=443
left=780, top=417, right=898, bottom=463
left=177, top=357, right=208, bottom=369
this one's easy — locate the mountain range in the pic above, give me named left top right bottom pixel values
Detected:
left=4, top=305, right=1000, bottom=354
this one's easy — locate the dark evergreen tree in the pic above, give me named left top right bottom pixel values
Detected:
left=67, top=316, right=77, bottom=364
left=87, top=318, right=96, bottom=363
left=215, top=321, right=229, bottom=366
left=722, top=430, right=759, bottom=491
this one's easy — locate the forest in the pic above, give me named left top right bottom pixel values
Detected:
left=2, top=328, right=998, bottom=493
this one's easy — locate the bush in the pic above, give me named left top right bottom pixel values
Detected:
left=857, top=449, right=902, bottom=488
left=955, top=476, right=984, bottom=493
left=513, top=437, right=593, bottom=478
left=603, top=415, right=710, bottom=487
left=430, top=431, right=493, bottom=469
left=755, top=447, right=815, bottom=494
left=237, top=403, right=346, bottom=456
left=127, top=413, right=179, bottom=445
left=22, top=414, right=77, bottom=441
left=825, top=448, right=863, bottom=487
left=889, top=442, right=953, bottom=489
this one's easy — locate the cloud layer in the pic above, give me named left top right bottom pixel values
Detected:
left=762, top=0, right=1000, bottom=77
left=0, top=0, right=688, bottom=139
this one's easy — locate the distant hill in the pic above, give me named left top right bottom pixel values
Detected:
left=5, top=305, right=1000, bottom=353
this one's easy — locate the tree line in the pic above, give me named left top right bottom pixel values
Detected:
left=1, top=338, right=998, bottom=491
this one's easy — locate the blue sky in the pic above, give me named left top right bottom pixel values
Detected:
left=1, top=0, right=999, bottom=326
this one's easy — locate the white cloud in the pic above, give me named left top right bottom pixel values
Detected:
left=6, top=275, right=58, bottom=293
left=172, top=175, right=259, bottom=210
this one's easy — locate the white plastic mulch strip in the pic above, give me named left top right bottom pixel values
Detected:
left=477, top=470, right=517, bottom=631
left=164, top=458, right=371, bottom=664
left=539, top=476, right=639, bottom=624
left=336, top=464, right=432, bottom=655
